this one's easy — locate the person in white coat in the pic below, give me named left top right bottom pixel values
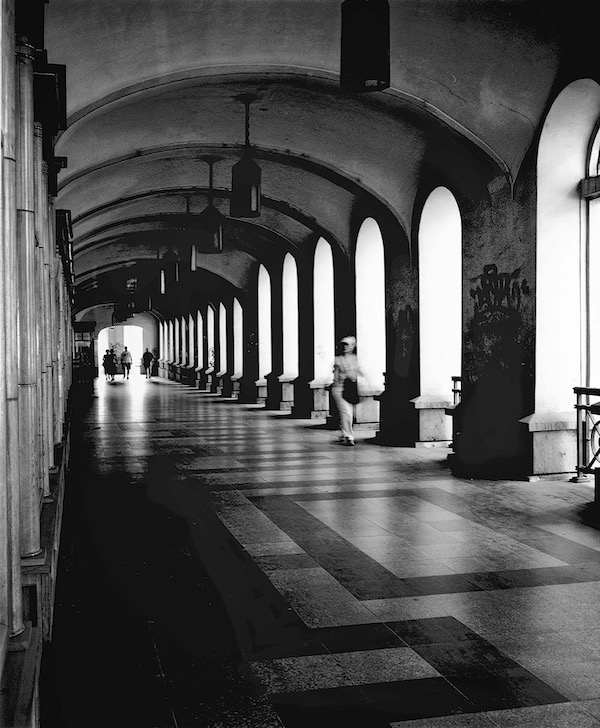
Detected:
left=331, top=335, right=360, bottom=446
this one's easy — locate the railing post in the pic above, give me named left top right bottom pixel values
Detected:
left=575, top=388, right=585, bottom=478
left=572, top=387, right=599, bottom=483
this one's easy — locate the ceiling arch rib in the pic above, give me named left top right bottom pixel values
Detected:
left=61, top=154, right=364, bottom=262
left=53, top=77, right=434, bottom=226
left=74, top=216, right=303, bottom=284
left=46, top=0, right=560, bottom=180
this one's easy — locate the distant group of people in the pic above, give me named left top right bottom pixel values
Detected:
left=99, top=337, right=360, bottom=444
left=101, top=346, right=156, bottom=381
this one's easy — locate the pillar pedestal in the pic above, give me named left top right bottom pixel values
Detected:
left=230, top=374, right=242, bottom=399
left=519, top=411, right=577, bottom=478
left=238, top=375, right=258, bottom=404
left=277, top=376, right=296, bottom=411
left=219, top=373, right=233, bottom=397
left=309, top=379, right=331, bottom=420
left=255, top=378, right=268, bottom=406
left=410, top=394, right=453, bottom=447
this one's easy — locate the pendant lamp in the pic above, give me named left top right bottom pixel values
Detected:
left=340, top=0, right=390, bottom=92
left=230, top=93, right=261, bottom=218
left=161, top=246, right=179, bottom=294
left=196, top=156, right=224, bottom=254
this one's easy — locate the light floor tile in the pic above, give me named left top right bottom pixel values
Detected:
left=267, top=567, right=381, bottom=627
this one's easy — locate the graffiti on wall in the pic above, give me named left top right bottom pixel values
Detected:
left=466, top=263, right=531, bottom=382
left=393, top=306, right=414, bottom=378
left=470, top=264, right=530, bottom=320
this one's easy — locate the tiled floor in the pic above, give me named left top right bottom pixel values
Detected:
left=40, top=375, right=600, bottom=727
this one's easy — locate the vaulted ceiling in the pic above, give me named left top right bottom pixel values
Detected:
left=44, top=0, right=567, bottom=317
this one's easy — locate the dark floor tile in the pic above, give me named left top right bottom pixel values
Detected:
left=403, top=573, right=484, bottom=596
left=463, top=571, right=518, bottom=591
left=447, top=667, right=568, bottom=711
left=386, top=617, right=481, bottom=646
left=411, top=639, right=518, bottom=677
left=508, top=534, right=600, bottom=565
left=253, top=553, right=319, bottom=571
left=360, top=676, right=475, bottom=722
left=271, top=686, right=387, bottom=728
left=315, top=622, right=405, bottom=654
left=251, top=496, right=421, bottom=600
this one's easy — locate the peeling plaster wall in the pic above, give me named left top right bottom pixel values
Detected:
left=456, top=156, right=536, bottom=477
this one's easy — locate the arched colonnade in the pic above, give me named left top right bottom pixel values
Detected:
left=156, top=200, right=463, bottom=444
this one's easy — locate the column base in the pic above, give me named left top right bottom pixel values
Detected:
left=310, top=385, right=330, bottom=419
left=7, top=622, right=33, bottom=652
left=218, top=374, right=233, bottom=397
left=355, top=394, right=381, bottom=430
left=410, top=394, right=453, bottom=445
left=230, top=377, right=241, bottom=400
left=255, top=379, right=268, bottom=406
left=278, top=380, right=295, bottom=411
left=519, top=411, right=577, bottom=478
left=238, top=375, right=258, bottom=403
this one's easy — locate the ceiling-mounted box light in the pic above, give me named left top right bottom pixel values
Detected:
left=340, top=0, right=390, bottom=92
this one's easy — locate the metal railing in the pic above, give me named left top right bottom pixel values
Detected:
left=574, top=387, right=600, bottom=477
left=451, top=376, right=462, bottom=406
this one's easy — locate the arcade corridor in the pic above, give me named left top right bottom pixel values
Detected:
left=40, top=378, right=600, bottom=728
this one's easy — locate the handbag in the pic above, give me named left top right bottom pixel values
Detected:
left=342, top=378, right=359, bottom=404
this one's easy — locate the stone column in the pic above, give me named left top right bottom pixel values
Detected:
left=210, top=306, right=221, bottom=393
left=56, top=267, right=66, bottom=442
left=16, top=38, right=41, bottom=557
left=219, top=300, right=234, bottom=398
left=290, top=254, right=316, bottom=418
left=1, top=0, right=24, bottom=637
left=34, top=122, right=50, bottom=494
left=265, top=260, right=284, bottom=410
left=43, top=172, right=55, bottom=469
left=49, top=219, right=61, bottom=446
left=239, top=278, right=259, bottom=404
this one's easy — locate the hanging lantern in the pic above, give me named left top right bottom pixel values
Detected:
left=196, top=156, right=224, bottom=254
left=161, top=247, right=178, bottom=294
left=340, top=0, right=390, bottom=92
left=230, top=93, right=261, bottom=218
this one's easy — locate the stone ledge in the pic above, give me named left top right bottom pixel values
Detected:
left=519, top=411, right=576, bottom=432
left=410, top=394, right=453, bottom=409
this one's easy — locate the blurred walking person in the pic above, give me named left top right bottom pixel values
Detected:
left=331, top=335, right=360, bottom=446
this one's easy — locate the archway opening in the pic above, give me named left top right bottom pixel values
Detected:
left=418, top=187, right=462, bottom=398
left=258, top=265, right=272, bottom=381
left=206, top=306, right=215, bottom=370
left=233, top=298, right=243, bottom=377
left=528, top=78, right=600, bottom=476
left=355, top=218, right=386, bottom=393
left=180, top=316, right=187, bottom=366
left=197, top=310, right=204, bottom=369
left=587, top=126, right=600, bottom=385
left=313, top=238, right=335, bottom=385
left=282, top=253, right=299, bottom=380
left=188, top=314, right=195, bottom=369
left=98, top=325, right=144, bottom=376
left=218, top=303, right=227, bottom=375
left=537, top=79, right=600, bottom=413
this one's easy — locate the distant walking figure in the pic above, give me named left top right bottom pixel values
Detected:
left=121, top=346, right=133, bottom=379
left=108, top=349, right=118, bottom=381
left=102, top=349, right=111, bottom=380
left=331, top=335, right=360, bottom=446
left=142, top=348, right=154, bottom=379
